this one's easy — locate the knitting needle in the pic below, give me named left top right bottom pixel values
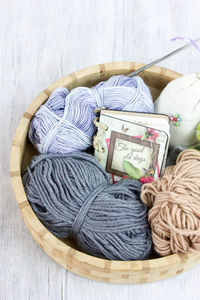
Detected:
left=128, top=37, right=200, bottom=77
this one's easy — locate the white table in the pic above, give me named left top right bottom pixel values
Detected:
left=1, top=0, right=200, bottom=299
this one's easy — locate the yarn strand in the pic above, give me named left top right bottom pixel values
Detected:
left=23, top=152, right=152, bottom=261
left=29, top=75, right=154, bottom=154
left=141, top=149, right=200, bottom=256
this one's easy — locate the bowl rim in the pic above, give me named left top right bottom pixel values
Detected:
left=10, top=61, right=200, bottom=283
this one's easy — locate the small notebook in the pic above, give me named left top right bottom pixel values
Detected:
left=94, top=110, right=170, bottom=183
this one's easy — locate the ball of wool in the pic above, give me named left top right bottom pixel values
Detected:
left=29, top=75, right=154, bottom=154
left=155, top=73, right=200, bottom=147
left=23, top=152, right=152, bottom=261
left=141, top=149, right=200, bottom=256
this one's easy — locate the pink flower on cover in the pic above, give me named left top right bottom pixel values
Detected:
left=148, top=128, right=159, bottom=137
left=140, top=176, right=154, bottom=184
left=122, top=175, right=130, bottom=179
left=147, top=128, right=159, bottom=142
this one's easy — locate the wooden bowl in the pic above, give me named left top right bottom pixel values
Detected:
left=10, top=62, right=200, bottom=284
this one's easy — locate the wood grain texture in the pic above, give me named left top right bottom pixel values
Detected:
left=2, top=0, right=200, bottom=299
left=12, top=63, right=200, bottom=285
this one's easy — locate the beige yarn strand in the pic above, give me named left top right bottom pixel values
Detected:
left=141, top=149, right=200, bottom=256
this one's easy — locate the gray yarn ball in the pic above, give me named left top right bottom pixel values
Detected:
left=23, top=152, right=152, bottom=260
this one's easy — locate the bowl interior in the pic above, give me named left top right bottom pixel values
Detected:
left=20, top=62, right=181, bottom=254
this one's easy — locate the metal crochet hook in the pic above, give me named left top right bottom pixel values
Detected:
left=128, top=37, right=200, bottom=77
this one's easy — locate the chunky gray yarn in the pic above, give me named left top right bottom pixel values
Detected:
left=23, top=152, right=152, bottom=260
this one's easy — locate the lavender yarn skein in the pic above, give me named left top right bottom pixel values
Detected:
left=23, top=152, right=152, bottom=260
left=29, top=75, right=154, bottom=154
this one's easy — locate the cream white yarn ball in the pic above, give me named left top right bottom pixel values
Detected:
left=155, top=73, right=200, bottom=147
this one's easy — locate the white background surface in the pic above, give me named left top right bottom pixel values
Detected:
left=1, top=0, right=200, bottom=299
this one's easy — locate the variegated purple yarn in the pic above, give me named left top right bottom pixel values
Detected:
left=29, top=75, right=154, bottom=154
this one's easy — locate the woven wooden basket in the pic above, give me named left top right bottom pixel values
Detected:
left=10, top=62, right=200, bottom=284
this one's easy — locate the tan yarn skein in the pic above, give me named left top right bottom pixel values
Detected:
left=141, top=149, right=200, bottom=256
